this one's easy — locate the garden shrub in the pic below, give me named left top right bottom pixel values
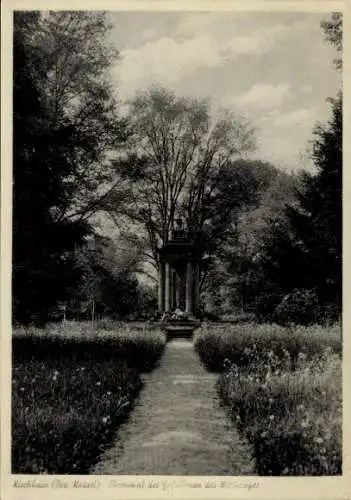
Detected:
left=252, top=292, right=284, bottom=323
left=273, top=289, right=320, bottom=326
left=12, top=323, right=166, bottom=372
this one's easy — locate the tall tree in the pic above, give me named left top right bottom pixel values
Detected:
left=107, top=86, right=256, bottom=281
left=285, top=13, right=342, bottom=311
left=12, top=11, right=124, bottom=324
left=30, top=11, right=128, bottom=222
left=286, top=93, right=342, bottom=308
left=248, top=13, right=343, bottom=322
left=69, top=235, right=147, bottom=320
left=203, top=165, right=297, bottom=313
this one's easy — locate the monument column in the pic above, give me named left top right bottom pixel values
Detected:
left=185, top=261, right=193, bottom=315
left=179, top=268, right=186, bottom=310
left=158, top=261, right=165, bottom=314
left=194, top=262, right=200, bottom=313
left=164, top=262, right=171, bottom=312
left=171, top=270, right=176, bottom=310
left=175, top=272, right=180, bottom=309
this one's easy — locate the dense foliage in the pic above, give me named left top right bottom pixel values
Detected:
left=286, top=94, right=342, bottom=314
left=66, top=235, right=157, bottom=321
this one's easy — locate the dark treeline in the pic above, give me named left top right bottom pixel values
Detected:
left=13, top=11, right=342, bottom=326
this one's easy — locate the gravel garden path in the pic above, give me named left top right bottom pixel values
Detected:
left=91, top=338, right=253, bottom=475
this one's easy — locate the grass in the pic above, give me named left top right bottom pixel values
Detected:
left=194, top=322, right=342, bottom=476
left=12, top=321, right=166, bottom=474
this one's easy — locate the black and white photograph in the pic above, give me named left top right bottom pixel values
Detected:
left=3, top=2, right=344, bottom=487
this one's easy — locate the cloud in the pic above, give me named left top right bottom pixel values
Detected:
left=114, top=35, right=224, bottom=99
left=259, top=108, right=280, bottom=123
left=114, top=20, right=302, bottom=101
left=257, top=105, right=322, bottom=170
left=273, top=107, right=318, bottom=128
left=109, top=12, right=338, bottom=172
left=113, top=11, right=318, bottom=102
left=176, top=14, right=306, bottom=57
left=112, top=12, right=320, bottom=103
left=233, top=83, right=291, bottom=110
left=224, top=23, right=293, bottom=57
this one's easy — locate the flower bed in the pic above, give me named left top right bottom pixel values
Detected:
left=12, top=323, right=166, bottom=473
left=194, top=322, right=341, bottom=372
left=194, top=323, right=342, bottom=475
left=161, top=309, right=193, bottom=323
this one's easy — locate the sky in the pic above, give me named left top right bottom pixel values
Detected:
left=107, top=11, right=341, bottom=172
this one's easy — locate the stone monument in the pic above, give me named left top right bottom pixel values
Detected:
left=157, top=218, right=203, bottom=336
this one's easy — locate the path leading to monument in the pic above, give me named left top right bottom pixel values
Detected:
left=91, top=338, right=253, bottom=475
